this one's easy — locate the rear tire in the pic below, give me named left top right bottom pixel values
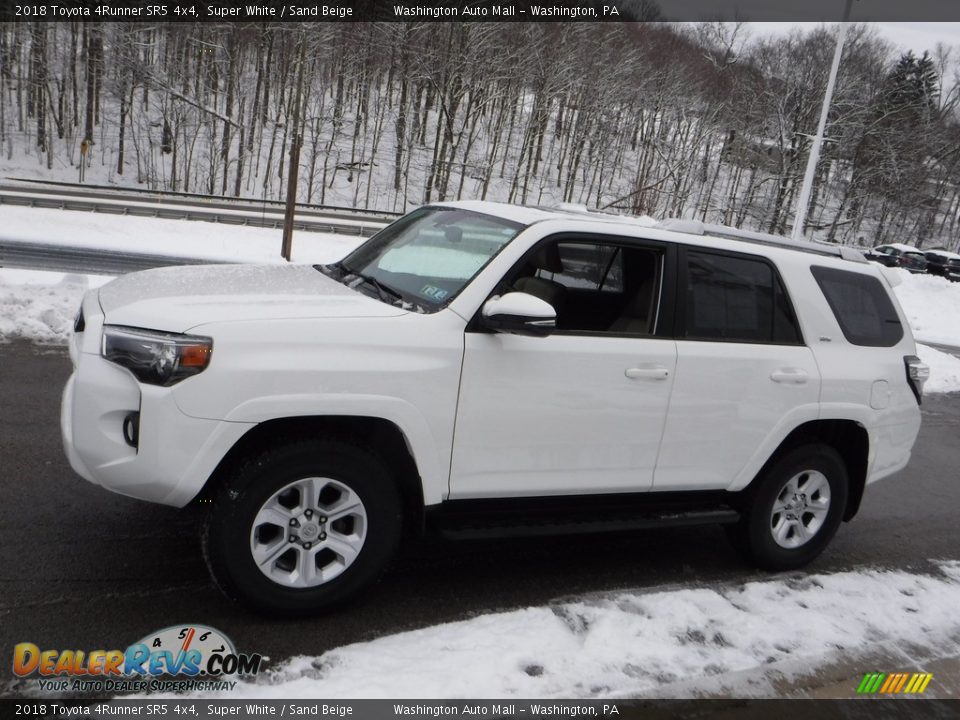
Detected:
left=202, top=437, right=402, bottom=615
left=728, top=444, right=848, bottom=571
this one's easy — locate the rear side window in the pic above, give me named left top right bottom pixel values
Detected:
left=683, top=250, right=802, bottom=344
left=811, top=266, right=903, bottom=347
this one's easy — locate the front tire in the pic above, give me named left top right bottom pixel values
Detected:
left=729, top=444, right=849, bottom=571
left=202, top=437, right=402, bottom=615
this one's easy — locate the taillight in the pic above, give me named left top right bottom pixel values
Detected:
left=904, top=355, right=930, bottom=404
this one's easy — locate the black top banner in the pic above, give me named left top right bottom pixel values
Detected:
left=2, top=0, right=960, bottom=23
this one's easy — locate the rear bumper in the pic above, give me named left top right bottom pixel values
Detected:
left=61, top=351, right=254, bottom=507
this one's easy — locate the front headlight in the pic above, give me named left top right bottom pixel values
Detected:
left=102, top=325, right=212, bottom=386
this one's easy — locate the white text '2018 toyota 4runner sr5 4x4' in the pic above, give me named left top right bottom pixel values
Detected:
left=62, top=202, right=928, bottom=614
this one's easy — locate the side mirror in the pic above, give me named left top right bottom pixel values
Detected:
left=481, top=292, right=556, bottom=337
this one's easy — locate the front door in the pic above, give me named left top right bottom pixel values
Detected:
left=449, top=236, right=676, bottom=499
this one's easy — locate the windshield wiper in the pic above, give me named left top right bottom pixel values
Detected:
left=319, top=264, right=429, bottom=312
left=345, top=270, right=404, bottom=305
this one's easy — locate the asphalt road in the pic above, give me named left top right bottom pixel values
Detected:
left=0, top=240, right=232, bottom=275
left=2, top=340, right=959, bottom=694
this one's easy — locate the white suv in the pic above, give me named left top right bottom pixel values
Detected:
left=61, top=201, right=928, bottom=614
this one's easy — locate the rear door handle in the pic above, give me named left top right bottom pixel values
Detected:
left=770, top=368, right=808, bottom=385
left=625, top=366, right=670, bottom=381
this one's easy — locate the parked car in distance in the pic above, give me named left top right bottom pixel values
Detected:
left=61, top=202, right=928, bottom=614
left=865, top=244, right=928, bottom=273
left=923, top=249, right=960, bottom=281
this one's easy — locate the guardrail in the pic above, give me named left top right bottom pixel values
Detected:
left=3, top=177, right=405, bottom=220
left=0, top=182, right=395, bottom=237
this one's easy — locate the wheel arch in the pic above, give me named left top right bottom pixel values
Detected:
left=196, top=416, right=426, bottom=538
left=744, top=419, right=869, bottom=521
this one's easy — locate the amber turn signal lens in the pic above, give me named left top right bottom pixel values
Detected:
left=180, top=344, right=212, bottom=369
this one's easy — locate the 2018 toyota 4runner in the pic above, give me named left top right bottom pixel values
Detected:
left=61, top=201, right=928, bottom=613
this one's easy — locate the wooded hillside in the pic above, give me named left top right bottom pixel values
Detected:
left=1, top=22, right=958, bottom=248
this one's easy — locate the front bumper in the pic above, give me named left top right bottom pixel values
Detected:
left=61, top=350, right=254, bottom=507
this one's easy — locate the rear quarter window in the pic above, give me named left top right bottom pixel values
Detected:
left=810, top=266, right=903, bottom=347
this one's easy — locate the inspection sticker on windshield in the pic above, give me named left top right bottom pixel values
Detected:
left=421, top=285, right=449, bottom=300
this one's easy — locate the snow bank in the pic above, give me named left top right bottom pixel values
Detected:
left=891, top=269, right=960, bottom=346
left=0, top=270, right=112, bottom=344
left=175, top=563, right=960, bottom=699
left=916, top=344, right=960, bottom=394
left=0, top=205, right=360, bottom=346
left=0, top=205, right=363, bottom=265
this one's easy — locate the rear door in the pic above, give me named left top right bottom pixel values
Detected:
left=654, top=247, right=821, bottom=491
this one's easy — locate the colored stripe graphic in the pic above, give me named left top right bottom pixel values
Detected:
left=872, top=673, right=887, bottom=693
left=893, top=673, right=909, bottom=693
left=857, top=672, right=933, bottom=694
left=904, top=674, right=920, bottom=693
left=873, top=673, right=893, bottom=694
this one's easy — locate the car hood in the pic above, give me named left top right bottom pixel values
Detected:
left=98, top=264, right=406, bottom=333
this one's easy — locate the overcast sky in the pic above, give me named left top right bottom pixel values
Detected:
left=753, top=22, right=960, bottom=56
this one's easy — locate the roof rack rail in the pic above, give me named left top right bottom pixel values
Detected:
left=535, top=203, right=658, bottom=227
left=656, top=218, right=867, bottom=263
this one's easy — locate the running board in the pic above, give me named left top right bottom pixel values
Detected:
left=428, top=499, right=741, bottom=541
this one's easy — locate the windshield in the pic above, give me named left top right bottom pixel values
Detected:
left=335, top=207, right=524, bottom=312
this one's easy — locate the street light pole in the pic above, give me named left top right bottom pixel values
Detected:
left=791, top=0, right=854, bottom=241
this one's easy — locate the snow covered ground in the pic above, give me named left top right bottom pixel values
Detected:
left=889, top=269, right=960, bottom=347
left=2, top=208, right=960, bottom=391
left=0, top=270, right=112, bottom=345
left=166, top=562, right=960, bottom=699
left=4, top=211, right=960, bottom=700
left=0, top=204, right=362, bottom=265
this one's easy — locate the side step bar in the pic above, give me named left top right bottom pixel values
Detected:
left=427, top=496, right=741, bottom=541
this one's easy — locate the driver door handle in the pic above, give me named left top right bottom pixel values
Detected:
left=625, top=366, right=670, bottom=381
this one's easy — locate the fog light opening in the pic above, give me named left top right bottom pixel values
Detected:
left=122, top=412, right=140, bottom=448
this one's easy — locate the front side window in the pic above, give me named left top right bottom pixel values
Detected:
left=540, top=243, right=625, bottom=293
left=683, top=250, right=802, bottom=344
left=500, top=238, right=663, bottom=336
left=336, top=207, right=523, bottom=311
left=811, top=266, right=903, bottom=347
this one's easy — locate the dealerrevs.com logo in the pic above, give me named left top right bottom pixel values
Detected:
left=13, top=624, right=262, bottom=693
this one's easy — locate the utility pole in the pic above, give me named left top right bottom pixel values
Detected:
left=281, top=133, right=301, bottom=261
left=281, top=33, right=307, bottom=261
left=792, top=0, right=854, bottom=241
